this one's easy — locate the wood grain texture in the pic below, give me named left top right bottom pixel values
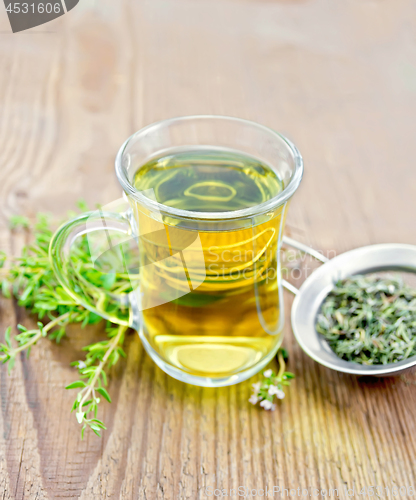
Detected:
left=1, top=0, right=416, bottom=498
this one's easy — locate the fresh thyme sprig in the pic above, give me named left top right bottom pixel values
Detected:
left=1, top=313, right=72, bottom=373
left=249, top=349, right=295, bottom=410
left=67, top=323, right=128, bottom=438
left=0, top=208, right=131, bottom=438
left=317, top=274, right=416, bottom=365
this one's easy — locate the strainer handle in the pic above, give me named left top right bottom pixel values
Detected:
left=281, top=236, right=329, bottom=295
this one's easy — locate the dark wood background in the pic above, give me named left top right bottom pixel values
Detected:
left=1, top=0, right=416, bottom=498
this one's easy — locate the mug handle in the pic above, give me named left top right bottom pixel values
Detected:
left=49, top=209, right=140, bottom=328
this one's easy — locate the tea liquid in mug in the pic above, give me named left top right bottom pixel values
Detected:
left=133, top=149, right=287, bottom=378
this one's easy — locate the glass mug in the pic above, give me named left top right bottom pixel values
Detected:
left=50, top=116, right=303, bottom=386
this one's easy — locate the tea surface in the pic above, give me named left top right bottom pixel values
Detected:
left=133, top=149, right=283, bottom=212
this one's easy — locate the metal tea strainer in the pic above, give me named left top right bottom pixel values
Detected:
left=281, top=236, right=416, bottom=376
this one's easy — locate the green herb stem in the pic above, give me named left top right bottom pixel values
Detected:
left=11, top=312, right=71, bottom=356
left=277, top=350, right=285, bottom=379
left=78, top=324, right=126, bottom=411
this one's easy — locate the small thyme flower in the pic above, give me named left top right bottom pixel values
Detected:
left=268, top=385, right=285, bottom=399
left=252, top=382, right=261, bottom=393
left=260, top=399, right=276, bottom=411
left=249, top=349, right=295, bottom=410
left=249, top=394, right=259, bottom=405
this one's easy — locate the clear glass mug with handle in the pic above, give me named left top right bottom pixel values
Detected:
left=50, top=116, right=303, bottom=387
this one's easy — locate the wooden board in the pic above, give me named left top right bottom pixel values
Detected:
left=1, top=0, right=416, bottom=498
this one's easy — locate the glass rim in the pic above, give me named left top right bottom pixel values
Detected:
left=115, top=115, right=304, bottom=221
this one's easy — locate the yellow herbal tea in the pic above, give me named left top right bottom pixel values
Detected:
left=132, top=149, right=287, bottom=378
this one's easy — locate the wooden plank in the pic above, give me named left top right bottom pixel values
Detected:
left=0, top=0, right=416, bottom=498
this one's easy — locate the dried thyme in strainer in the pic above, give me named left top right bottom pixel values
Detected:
left=316, top=275, right=416, bottom=365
